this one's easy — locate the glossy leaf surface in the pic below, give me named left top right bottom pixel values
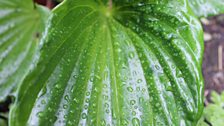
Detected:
left=0, top=0, right=49, bottom=101
left=10, top=0, right=204, bottom=125
left=188, top=0, right=224, bottom=17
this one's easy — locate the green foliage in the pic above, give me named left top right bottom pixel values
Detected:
left=188, top=0, right=224, bottom=17
left=10, top=0, right=204, bottom=125
left=0, top=119, right=7, bottom=126
left=0, top=0, right=223, bottom=126
left=197, top=91, right=224, bottom=126
left=0, top=113, right=8, bottom=126
left=0, top=0, right=49, bottom=101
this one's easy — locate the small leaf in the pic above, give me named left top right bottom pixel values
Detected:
left=188, top=0, right=224, bottom=17
left=196, top=118, right=209, bottom=126
left=0, top=0, right=49, bottom=101
left=198, top=91, right=224, bottom=126
left=210, top=91, right=223, bottom=106
left=204, top=104, right=224, bottom=125
left=10, top=0, right=204, bottom=125
left=203, top=97, right=224, bottom=126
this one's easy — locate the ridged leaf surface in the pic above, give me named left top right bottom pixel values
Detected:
left=189, top=0, right=224, bottom=17
left=10, top=0, right=204, bottom=126
left=0, top=0, right=49, bottom=101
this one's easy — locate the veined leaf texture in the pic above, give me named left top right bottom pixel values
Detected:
left=8, top=0, right=205, bottom=126
left=0, top=0, right=49, bottom=101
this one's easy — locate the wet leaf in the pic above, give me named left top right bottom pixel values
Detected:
left=0, top=0, right=49, bottom=101
left=189, top=0, right=224, bottom=17
left=10, top=0, right=204, bottom=125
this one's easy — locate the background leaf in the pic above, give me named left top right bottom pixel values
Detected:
left=0, top=0, right=49, bottom=101
left=0, top=119, right=7, bottom=126
left=198, top=91, right=224, bottom=126
left=188, top=0, right=224, bottom=17
left=204, top=91, right=224, bottom=126
left=0, top=113, right=8, bottom=126
left=10, top=0, right=204, bottom=125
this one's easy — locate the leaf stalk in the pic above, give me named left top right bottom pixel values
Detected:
left=109, top=0, right=112, bottom=10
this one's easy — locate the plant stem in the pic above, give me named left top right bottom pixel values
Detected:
left=218, top=45, right=223, bottom=71
left=46, top=0, right=53, bottom=9
left=109, top=0, right=112, bottom=10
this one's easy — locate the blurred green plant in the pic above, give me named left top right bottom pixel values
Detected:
left=197, top=91, right=224, bottom=126
left=0, top=119, right=7, bottom=126
left=189, top=0, right=224, bottom=17
left=0, top=113, right=8, bottom=126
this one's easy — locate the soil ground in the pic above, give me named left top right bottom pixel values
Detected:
left=202, top=14, right=224, bottom=104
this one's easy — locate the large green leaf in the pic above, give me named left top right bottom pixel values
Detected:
left=10, top=0, right=204, bottom=125
left=0, top=0, right=49, bottom=101
left=188, top=0, right=224, bottom=17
